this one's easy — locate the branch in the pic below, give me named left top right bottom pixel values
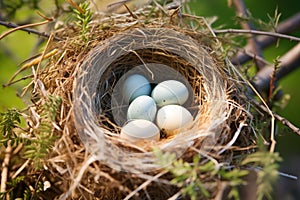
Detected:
left=0, top=20, right=62, bottom=41
left=252, top=42, right=300, bottom=92
left=252, top=100, right=300, bottom=136
left=232, top=0, right=265, bottom=69
left=214, top=28, right=300, bottom=42
left=231, top=12, right=300, bottom=65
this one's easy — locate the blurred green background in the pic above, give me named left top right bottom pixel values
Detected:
left=0, top=0, right=299, bottom=198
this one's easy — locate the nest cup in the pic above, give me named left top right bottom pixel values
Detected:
left=73, top=27, right=229, bottom=173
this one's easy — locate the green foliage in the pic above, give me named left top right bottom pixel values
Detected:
left=242, top=140, right=282, bottom=200
left=24, top=95, right=61, bottom=169
left=219, top=168, right=249, bottom=200
left=0, top=176, right=24, bottom=199
left=72, top=1, right=93, bottom=41
left=0, top=95, right=61, bottom=198
left=154, top=146, right=281, bottom=200
left=0, top=108, right=22, bottom=147
left=23, top=179, right=44, bottom=200
left=154, top=148, right=249, bottom=200
left=6, top=176, right=25, bottom=188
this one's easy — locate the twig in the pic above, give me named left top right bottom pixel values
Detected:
left=123, top=3, right=138, bottom=19
left=252, top=100, right=300, bottom=136
left=2, top=74, right=34, bottom=87
left=232, top=0, right=265, bottom=69
left=167, top=191, right=182, bottom=200
left=252, top=42, right=300, bottom=92
left=235, top=47, right=271, bottom=66
left=59, top=156, right=96, bottom=200
left=124, top=171, right=167, bottom=200
left=3, top=48, right=58, bottom=87
left=214, top=28, right=300, bottom=42
left=12, top=160, right=30, bottom=179
left=227, top=59, right=276, bottom=153
left=0, top=20, right=53, bottom=40
left=0, top=141, right=12, bottom=195
left=218, top=122, right=247, bottom=155
left=0, top=20, right=62, bottom=41
left=232, top=12, right=300, bottom=65
left=66, top=0, right=85, bottom=14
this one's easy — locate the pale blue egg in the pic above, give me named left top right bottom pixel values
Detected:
left=151, top=80, right=189, bottom=107
left=156, top=105, right=193, bottom=136
left=120, top=119, right=160, bottom=142
left=127, top=96, right=157, bottom=121
left=122, top=74, right=151, bottom=103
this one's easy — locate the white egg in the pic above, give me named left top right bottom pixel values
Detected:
left=127, top=95, right=157, bottom=121
left=156, top=105, right=193, bottom=135
left=151, top=80, right=189, bottom=107
left=122, top=74, right=151, bottom=103
left=120, top=119, right=160, bottom=142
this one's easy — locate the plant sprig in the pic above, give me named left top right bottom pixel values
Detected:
left=0, top=108, right=22, bottom=147
left=24, top=95, right=62, bottom=169
left=153, top=148, right=249, bottom=200
left=71, top=1, right=93, bottom=41
left=234, top=8, right=281, bottom=32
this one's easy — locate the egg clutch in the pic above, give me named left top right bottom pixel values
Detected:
left=120, top=74, right=193, bottom=142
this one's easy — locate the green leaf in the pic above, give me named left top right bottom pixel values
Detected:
left=0, top=108, right=22, bottom=146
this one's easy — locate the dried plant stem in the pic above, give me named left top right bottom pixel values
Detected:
left=66, top=0, right=85, bottom=14
left=12, top=160, right=30, bottom=179
left=168, top=191, right=182, bottom=200
left=214, top=28, right=300, bottom=42
left=248, top=80, right=276, bottom=152
left=124, top=171, right=167, bottom=200
left=0, top=142, right=12, bottom=195
left=228, top=59, right=276, bottom=152
left=218, top=122, right=247, bottom=155
left=4, top=48, right=58, bottom=87
left=60, top=156, right=96, bottom=200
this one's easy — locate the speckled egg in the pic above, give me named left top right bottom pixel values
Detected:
left=127, top=95, right=157, bottom=122
left=156, top=105, right=193, bottom=136
left=151, top=80, right=189, bottom=107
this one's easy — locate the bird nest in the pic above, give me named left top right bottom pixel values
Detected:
left=25, top=5, right=254, bottom=199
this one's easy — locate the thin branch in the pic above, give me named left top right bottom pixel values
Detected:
left=232, top=12, right=300, bottom=65
left=0, top=20, right=51, bottom=40
left=0, top=20, right=62, bottom=41
left=252, top=42, right=300, bottom=92
left=3, top=74, right=34, bottom=87
left=1, top=142, right=12, bottom=195
left=12, top=159, right=30, bottom=179
left=214, top=28, right=300, bottom=42
left=252, top=100, right=300, bottom=136
left=232, top=0, right=265, bottom=69
left=66, top=0, right=85, bottom=14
